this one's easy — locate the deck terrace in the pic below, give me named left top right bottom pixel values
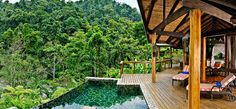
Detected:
left=117, top=68, right=236, bottom=109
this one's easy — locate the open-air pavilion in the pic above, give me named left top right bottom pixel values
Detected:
left=118, top=0, right=236, bottom=109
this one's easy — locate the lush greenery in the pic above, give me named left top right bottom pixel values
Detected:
left=0, top=0, right=149, bottom=108
left=0, top=0, right=182, bottom=108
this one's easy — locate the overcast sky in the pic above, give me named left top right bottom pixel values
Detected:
left=3, top=0, right=139, bottom=10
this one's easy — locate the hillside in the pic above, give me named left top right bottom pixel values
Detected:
left=0, top=0, right=149, bottom=108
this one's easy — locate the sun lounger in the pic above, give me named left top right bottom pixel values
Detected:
left=172, top=65, right=189, bottom=86
left=186, top=73, right=236, bottom=101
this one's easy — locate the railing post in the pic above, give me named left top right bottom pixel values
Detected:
left=133, top=63, right=136, bottom=74
left=144, top=62, right=146, bottom=74
left=120, top=61, right=124, bottom=77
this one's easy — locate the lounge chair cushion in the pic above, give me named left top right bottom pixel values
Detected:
left=186, top=84, right=223, bottom=92
left=172, top=73, right=189, bottom=80
left=186, top=73, right=236, bottom=92
left=221, top=73, right=236, bottom=87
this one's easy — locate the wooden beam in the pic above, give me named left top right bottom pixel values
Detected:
left=216, top=21, right=227, bottom=30
left=212, top=17, right=217, bottom=31
left=201, top=17, right=212, bottom=29
left=137, top=0, right=147, bottom=25
left=203, top=23, right=213, bottom=33
left=160, top=0, right=180, bottom=43
left=156, top=35, right=161, bottom=43
left=151, top=7, right=190, bottom=33
left=158, top=47, right=160, bottom=59
left=156, top=31, right=184, bottom=38
left=208, top=0, right=236, bottom=10
left=184, top=14, right=209, bottom=34
left=156, top=0, right=167, bottom=43
left=183, top=0, right=232, bottom=24
left=218, top=18, right=233, bottom=28
left=231, top=17, right=236, bottom=24
left=146, top=0, right=157, bottom=26
left=201, top=37, right=206, bottom=82
left=173, top=38, right=179, bottom=44
left=188, top=9, right=201, bottom=109
left=171, top=38, right=177, bottom=43
left=203, top=27, right=236, bottom=36
left=174, top=13, right=190, bottom=32
left=167, top=13, right=189, bottom=43
left=168, top=0, right=180, bottom=17
left=163, top=0, right=166, bottom=21
left=201, top=18, right=213, bottom=32
left=217, top=20, right=231, bottom=29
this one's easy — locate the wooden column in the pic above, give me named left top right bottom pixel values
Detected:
left=150, top=33, right=157, bottom=83
left=231, top=37, right=236, bottom=69
left=225, top=35, right=229, bottom=69
left=188, top=9, right=201, bottom=109
left=201, top=37, right=206, bottom=82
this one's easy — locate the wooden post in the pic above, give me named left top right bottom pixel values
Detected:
left=144, top=63, right=146, bottom=74
left=231, top=37, right=236, bottom=69
left=133, top=63, right=136, bottom=74
left=120, top=61, right=124, bottom=77
left=225, top=35, right=228, bottom=69
left=150, top=33, right=157, bottom=83
left=170, top=47, right=173, bottom=68
left=188, top=9, right=201, bottom=109
left=201, top=37, right=206, bottom=82
left=152, top=45, right=157, bottom=83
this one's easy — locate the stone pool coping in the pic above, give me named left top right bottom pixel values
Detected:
left=85, top=77, right=118, bottom=81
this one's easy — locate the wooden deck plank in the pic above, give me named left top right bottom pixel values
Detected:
left=117, top=68, right=236, bottom=109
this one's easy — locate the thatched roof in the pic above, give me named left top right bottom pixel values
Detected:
left=137, top=0, right=236, bottom=48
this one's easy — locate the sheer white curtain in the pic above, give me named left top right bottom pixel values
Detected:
left=211, top=44, right=225, bottom=68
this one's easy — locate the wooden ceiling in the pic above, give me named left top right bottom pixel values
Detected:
left=137, top=0, right=236, bottom=48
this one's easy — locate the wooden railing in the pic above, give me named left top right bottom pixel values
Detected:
left=120, top=59, right=173, bottom=76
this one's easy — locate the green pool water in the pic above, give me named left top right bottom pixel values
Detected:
left=40, top=81, right=147, bottom=109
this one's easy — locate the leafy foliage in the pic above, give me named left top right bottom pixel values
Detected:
left=0, top=0, right=149, bottom=108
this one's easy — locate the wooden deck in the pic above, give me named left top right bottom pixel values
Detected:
left=117, top=68, right=236, bottom=109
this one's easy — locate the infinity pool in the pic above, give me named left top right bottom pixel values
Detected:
left=39, top=81, right=147, bottom=109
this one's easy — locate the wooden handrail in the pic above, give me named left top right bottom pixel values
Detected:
left=120, top=59, right=174, bottom=77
